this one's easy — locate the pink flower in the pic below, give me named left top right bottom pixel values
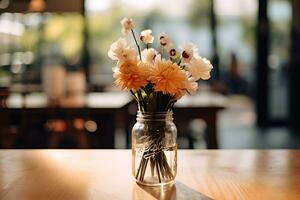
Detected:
left=120, top=17, right=134, bottom=35
left=141, top=48, right=157, bottom=64
left=108, top=38, right=137, bottom=63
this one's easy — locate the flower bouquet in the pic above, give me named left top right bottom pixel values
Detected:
left=108, top=17, right=213, bottom=186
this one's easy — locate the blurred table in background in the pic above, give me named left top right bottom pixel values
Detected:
left=0, top=150, right=299, bottom=200
left=1, top=92, right=226, bottom=149
left=174, top=93, right=227, bottom=149
left=0, top=92, right=132, bottom=148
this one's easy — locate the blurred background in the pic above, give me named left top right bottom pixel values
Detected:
left=0, top=0, right=300, bottom=149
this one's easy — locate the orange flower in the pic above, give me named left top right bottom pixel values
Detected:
left=113, top=60, right=149, bottom=91
left=137, top=61, right=152, bottom=80
left=149, top=59, right=187, bottom=96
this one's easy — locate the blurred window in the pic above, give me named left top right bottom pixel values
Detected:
left=0, top=12, right=83, bottom=85
left=215, top=0, right=257, bottom=95
left=268, top=0, right=291, bottom=121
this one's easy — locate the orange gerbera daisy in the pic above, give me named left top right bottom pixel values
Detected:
left=113, top=60, right=149, bottom=91
left=149, top=59, right=187, bottom=96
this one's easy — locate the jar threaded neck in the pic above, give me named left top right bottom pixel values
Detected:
left=136, top=111, right=173, bottom=122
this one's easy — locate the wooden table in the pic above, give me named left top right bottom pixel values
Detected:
left=1, top=150, right=299, bottom=200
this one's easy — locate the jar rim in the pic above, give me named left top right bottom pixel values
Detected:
left=136, top=111, right=173, bottom=121
left=137, top=111, right=172, bottom=115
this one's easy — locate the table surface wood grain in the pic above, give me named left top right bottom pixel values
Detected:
left=0, top=150, right=299, bottom=200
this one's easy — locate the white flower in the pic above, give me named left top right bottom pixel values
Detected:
left=141, top=48, right=157, bottom=64
left=120, top=17, right=134, bottom=35
left=185, top=77, right=198, bottom=95
left=186, top=55, right=213, bottom=81
left=165, top=44, right=177, bottom=59
left=169, top=48, right=177, bottom=59
left=158, top=33, right=171, bottom=47
left=181, top=42, right=197, bottom=64
left=173, top=71, right=197, bottom=100
left=158, top=33, right=177, bottom=58
left=108, top=38, right=137, bottom=63
left=140, top=29, right=154, bottom=44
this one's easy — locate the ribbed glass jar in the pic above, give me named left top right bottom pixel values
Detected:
left=132, top=111, right=177, bottom=186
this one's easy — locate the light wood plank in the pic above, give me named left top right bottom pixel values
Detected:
left=0, top=150, right=299, bottom=200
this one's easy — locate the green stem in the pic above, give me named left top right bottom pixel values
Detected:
left=131, top=29, right=142, bottom=61
left=137, top=90, right=146, bottom=112
left=135, top=155, right=144, bottom=179
left=155, top=159, right=162, bottom=183
left=178, top=58, right=182, bottom=65
left=150, top=157, right=155, bottom=177
left=141, top=158, right=149, bottom=181
left=130, top=90, right=138, bottom=100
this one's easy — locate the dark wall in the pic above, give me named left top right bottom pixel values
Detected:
left=256, top=0, right=269, bottom=126
left=289, top=0, right=300, bottom=129
left=0, top=0, right=83, bottom=13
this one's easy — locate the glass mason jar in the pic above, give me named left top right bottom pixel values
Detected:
left=132, top=111, right=177, bottom=186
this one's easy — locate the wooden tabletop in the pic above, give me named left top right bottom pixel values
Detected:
left=0, top=150, right=299, bottom=200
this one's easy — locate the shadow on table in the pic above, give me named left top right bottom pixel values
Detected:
left=133, top=181, right=213, bottom=200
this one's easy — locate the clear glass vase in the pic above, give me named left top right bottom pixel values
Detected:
left=132, top=111, right=177, bottom=186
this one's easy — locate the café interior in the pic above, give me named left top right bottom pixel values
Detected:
left=1, top=0, right=300, bottom=150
